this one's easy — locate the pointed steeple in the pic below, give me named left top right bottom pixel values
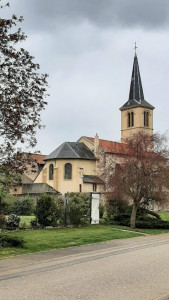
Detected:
left=129, top=53, right=144, bottom=102
left=120, top=52, right=154, bottom=111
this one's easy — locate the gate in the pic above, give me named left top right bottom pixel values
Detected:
left=90, top=193, right=100, bottom=224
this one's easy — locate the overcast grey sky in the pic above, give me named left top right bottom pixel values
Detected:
left=2, top=0, right=169, bottom=154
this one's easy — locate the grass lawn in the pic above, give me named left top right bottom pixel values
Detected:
left=158, top=212, right=169, bottom=221
left=19, top=216, right=36, bottom=228
left=0, top=225, right=141, bottom=258
left=5, top=215, right=36, bottom=228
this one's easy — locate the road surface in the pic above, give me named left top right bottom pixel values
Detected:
left=1, top=233, right=169, bottom=300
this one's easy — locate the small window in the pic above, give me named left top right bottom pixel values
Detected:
left=79, top=184, right=82, bottom=193
left=64, top=163, right=72, bottom=179
left=49, top=164, right=54, bottom=180
left=144, top=111, right=149, bottom=127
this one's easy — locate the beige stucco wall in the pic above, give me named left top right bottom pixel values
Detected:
left=10, top=186, right=22, bottom=195
left=35, top=159, right=97, bottom=194
left=121, top=107, right=153, bottom=141
left=23, top=162, right=39, bottom=181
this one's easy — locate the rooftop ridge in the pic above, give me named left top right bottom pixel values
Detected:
left=86, top=136, right=123, bottom=145
left=67, top=142, right=80, bottom=158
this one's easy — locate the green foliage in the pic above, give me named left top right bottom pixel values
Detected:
left=6, top=214, right=20, bottom=228
left=0, top=187, right=18, bottom=215
left=105, top=196, right=130, bottom=220
left=30, top=218, right=38, bottom=228
left=55, top=197, right=65, bottom=225
left=8, top=197, right=34, bottom=216
left=35, top=194, right=57, bottom=226
left=110, top=204, right=169, bottom=229
left=0, top=234, right=24, bottom=248
left=66, top=193, right=90, bottom=226
left=135, top=218, right=169, bottom=229
left=99, top=203, right=105, bottom=218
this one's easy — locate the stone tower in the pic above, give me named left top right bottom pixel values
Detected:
left=120, top=52, right=155, bottom=142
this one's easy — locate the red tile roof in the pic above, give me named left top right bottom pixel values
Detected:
left=30, top=154, right=46, bottom=165
left=86, top=137, right=130, bottom=155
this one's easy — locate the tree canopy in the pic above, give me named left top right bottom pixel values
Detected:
left=0, top=2, right=48, bottom=189
left=106, top=132, right=169, bottom=228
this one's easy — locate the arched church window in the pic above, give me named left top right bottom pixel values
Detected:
left=64, top=163, right=72, bottom=179
left=144, top=111, right=149, bottom=127
left=49, top=164, right=54, bottom=180
left=128, top=112, right=134, bottom=128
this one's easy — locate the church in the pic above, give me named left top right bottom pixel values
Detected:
left=20, top=52, right=155, bottom=197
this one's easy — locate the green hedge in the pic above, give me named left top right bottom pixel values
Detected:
left=0, top=235, right=24, bottom=247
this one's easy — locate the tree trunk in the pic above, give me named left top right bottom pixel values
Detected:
left=130, top=203, right=138, bottom=229
left=138, top=207, right=161, bottom=220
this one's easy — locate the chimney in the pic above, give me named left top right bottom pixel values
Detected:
left=94, top=133, right=99, bottom=155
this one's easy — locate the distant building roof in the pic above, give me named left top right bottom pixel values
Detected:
left=120, top=53, right=154, bottom=111
left=22, top=183, right=60, bottom=194
left=30, top=154, right=46, bottom=165
left=44, top=142, right=96, bottom=161
left=85, top=137, right=130, bottom=155
left=22, top=174, right=34, bottom=184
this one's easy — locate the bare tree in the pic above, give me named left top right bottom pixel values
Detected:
left=105, top=132, right=169, bottom=228
left=0, top=2, right=48, bottom=190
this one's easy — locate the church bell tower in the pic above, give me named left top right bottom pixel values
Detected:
left=120, top=48, right=155, bottom=142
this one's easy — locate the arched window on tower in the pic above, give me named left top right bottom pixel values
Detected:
left=128, top=112, right=130, bottom=128
left=144, top=111, right=149, bottom=127
left=64, top=163, right=72, bottom=179
left=127, top=112, right=134, bottom=128
left=49, top=164, right=54, bottom=180
left=131, top=112, right=134, bottom=127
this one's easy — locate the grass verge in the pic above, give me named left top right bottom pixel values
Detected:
left=112, top=225, right=169, bottom=235
left=0, top=225, right=141, bottom=258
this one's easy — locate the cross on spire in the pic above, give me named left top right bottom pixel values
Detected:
left=134, top=42, right=138, bottom=54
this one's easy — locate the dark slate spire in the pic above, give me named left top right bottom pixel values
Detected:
left=129, top=53, right=144, bottom=102
left=120, top=52, right=154, bottom=111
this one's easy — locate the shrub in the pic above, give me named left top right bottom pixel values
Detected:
left=105, top=196, right=129, bottom=220
left=30, top=218, right=38, bottom=228
left=35, top=194, right=57, bottom=226
left=55, top=197, right=65, bottom=225
left=6, top=214, right=20, bottom=228
left=66, top=193, right=90, bottom=226
left=0, top=193, right=17, bottom=215
left=136, top=218, right=169, bottom=229
left=99, top=203, right=105, bottom=219
left=8, top=197, right=34, bottom=216
left=0, top=234, right=24, bottom=247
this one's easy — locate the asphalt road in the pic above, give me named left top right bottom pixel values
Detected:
left=1, top=233, right=169, bottom=300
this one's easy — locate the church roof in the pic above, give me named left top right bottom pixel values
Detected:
left=83, top=175, right=104, bottom=184
left=120, top=53, right=154, bottom=111
left=85, top=137, right=130, bottom=155
left=44, top=142, right=96, bottom=161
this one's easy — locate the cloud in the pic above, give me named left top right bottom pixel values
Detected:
left=10, top=0, right=169, bottom=32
